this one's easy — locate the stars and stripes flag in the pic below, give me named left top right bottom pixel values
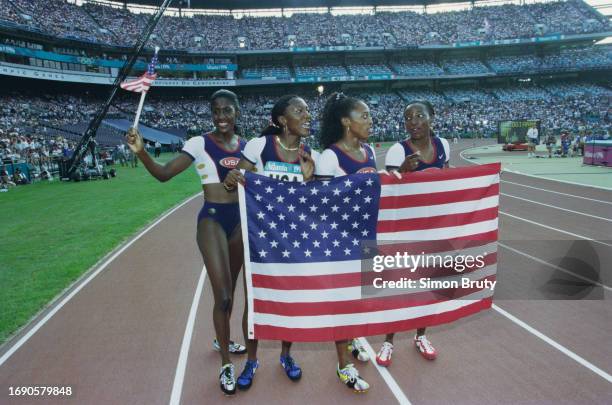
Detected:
left=120, top=52, right=158, bottom=93
left=238, top=163, right=501, bottom=342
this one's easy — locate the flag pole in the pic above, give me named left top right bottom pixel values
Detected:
left=132, top=46, right=159, bottom=129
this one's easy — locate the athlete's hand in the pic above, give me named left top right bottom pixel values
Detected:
left=299, top=147, right=315, bottom=182
left=224, top=169, right=245, bottom=191
left=398, top=152, right=420, bottom=173
left=125, top=127, right=144, bottom=154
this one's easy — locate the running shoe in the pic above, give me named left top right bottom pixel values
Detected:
left=213, top=338, right=247, bottom=354
left=219, top=363, right=236, bottom=395
left=348, top=338, right=370, bottom=362
left=280, top=354, right=302, bottom=381
left=237, top=359, right=259, bottom=390
left=337, top=363, right=370, bottom=393
left=376, top=341, right=393, bottom=367
left=414, top=335, right=437, bottom=360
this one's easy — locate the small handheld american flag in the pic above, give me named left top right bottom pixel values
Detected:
left=120, top=49, right=159, bottom=93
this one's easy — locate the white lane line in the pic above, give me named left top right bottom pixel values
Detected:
left=0, top=193, right=202, bottom=367
left=492, top=304, right=612, bottom=383
left=501, top=193, right=612, bottom=223
left=359, top=337, right=411, bottom=405
left=499, top=211, right=612, bottom=248
left=498, top=242, right=611, bottom=291
left=501, top=180, right=612, bottom=206
left=169, top=266, right=206, bottom=405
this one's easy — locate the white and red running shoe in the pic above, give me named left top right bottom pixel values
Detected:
left=414, top=335, right=437, bottom=360
left=376, top=341, right=394, bottom=367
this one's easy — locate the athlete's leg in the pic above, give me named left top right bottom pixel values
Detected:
left=197, top=218, right=233, bottom=366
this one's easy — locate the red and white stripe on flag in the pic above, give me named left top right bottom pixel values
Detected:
left=242, top=163, right=501, bottom=342
left=120, top=73, right=157, bottom=93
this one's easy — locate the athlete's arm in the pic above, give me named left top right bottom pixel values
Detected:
left=126, top=128, right=191, bottom=182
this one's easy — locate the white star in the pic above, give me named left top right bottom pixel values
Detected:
left=321, top=231, right=329, bottom=239
left=254, top=179, right=262, bottom=185
left=352, top=204, right=361, bottom=212
left=362, top=213, right=371, bottom=220
left=255, top=194, right=263, bottom=201
left=301, top=231, right=309, bottom=239
left=310, top=187, right=319, bottom=195
left=309, top=222, right=318, bottom=230
left=331, top=205, right=339, bottom=212
left=322, top=181, right=330, bottom=186
left=299, top=196, right=307, bottom=204
left=332, top=240, right=340, bottom=247
left=344, top=179, right=353, bottom=188
left=341, top=230, right=349, bottom=238
left=276, top=195, right=285, bottom=203
left=309, top=205, right=318, bottom=212
left=355, top=188, right=362, bottom=195
left=258, top=230, right=267, bottom=238
left=257, top=211, right=265, bottom=220
left=298, top=213, right=306, bottom=221
left=300, top=181, right=307, bottom=186
left=281, top=231, right=289, bottom=239
left=288, top=186, right=296, bottom=194
left=293, top=240, right=301, bottom=248
left=363, top=247, right=371, bottom=254
left=332, top=188, right=341, bottom=196
left=364, top=196, right=372, bottom=203
left=352, top=221, right=359, bottom=229
left=282, top=250, right=290, bottom=258
left=352, top=238, right=360, bottom=246
left=361, top=229, right=369, bottom=237
left=265, top=186, right=273, bottom=193
left=343, top=196, right=351, bottom=204
left=259, top=249, right=267, bottom=258
left=290, top=223, right=297, bottom=230
left=304, top=249, right=312, bottom=257
left=270, top=240, right=279, bottom=248
left=366, top=178, right=373, bottom=186
left=266, top=204, right=274, bottom=211
left=313, top=240, right=321, bottom=248
left=321, top=196, right=329, bottom=204
left=344, top=248, right=351, bottom=255
left=269, top=221, right=277, bottom=229
left=330, top=222, right=338, bottom=230
left=320, top=214, right=328, bottom=221
left=341, top=213, right=350, bottom=221
left=288, top=204, right=295, bottom=212
left=324, top=249, right=332, bottom=256
left=278, top=213, right=286, bottom=221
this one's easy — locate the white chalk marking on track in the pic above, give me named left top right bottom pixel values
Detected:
left=0, top=193, right=202, bottom=367
left=499, top=211, right=612, bottom=248
left=500, top=180, right=612, bottom=206
left=359, top=337, right=412, bottom=405
left=169, top=266, right=206, bottom=405
left=498, top=242, right=611, bottom=291
left=501, top=193, right=612, bottom=223
left=492, top=304, right=612, bottom=383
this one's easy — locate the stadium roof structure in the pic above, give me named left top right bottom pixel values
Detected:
left=125, top=0, right=474, bottom=10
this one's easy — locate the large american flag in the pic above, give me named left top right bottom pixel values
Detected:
left=120, top=52, right=158, bottom=93
left=239, top=163, right=500, bottom=342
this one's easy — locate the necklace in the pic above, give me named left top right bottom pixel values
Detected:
left=341, top=142, right=362, bottom=153
left=276, top=136, right=299, bottom=151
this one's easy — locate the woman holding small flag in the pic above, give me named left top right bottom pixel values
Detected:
left=126, top=89, right=247, bottom=396
left=313, top=92, right=376, bottom=393
left=375, top=100, right=449, bottom=367
left=223, top=95, right=317, bottom=391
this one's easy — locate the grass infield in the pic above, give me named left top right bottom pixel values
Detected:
left=0, top=153, right=200, bottom=344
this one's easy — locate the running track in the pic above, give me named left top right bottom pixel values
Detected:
left=1, top=140, right=610, bottom=404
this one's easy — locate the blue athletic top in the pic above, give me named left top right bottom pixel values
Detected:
left=385, top=136, right=450, bottom=172
left=182, top=132, right=247, bottom=184
left=315, top=143, right=377, bottom=177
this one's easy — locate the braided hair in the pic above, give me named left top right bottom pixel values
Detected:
left=318, top=92, right=361, bottom=150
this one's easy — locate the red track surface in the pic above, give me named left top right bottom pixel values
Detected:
left=1, top=139, right=610, bottom=404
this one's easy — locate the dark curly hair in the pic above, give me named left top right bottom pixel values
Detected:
left=260, top=95, right=300, bottom=137
left=318, top=92, right=361, bottom=150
